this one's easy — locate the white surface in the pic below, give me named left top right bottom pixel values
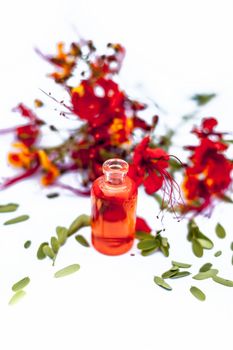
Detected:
left=0, top=1, right=233, bottom=350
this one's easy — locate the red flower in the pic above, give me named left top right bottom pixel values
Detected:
left=182, top=118, right=232, bottom=213
left=135, top=217, right=152, bottom=233
left=129, top=136, right=170, bottom=194
left=13, top=104, right=42, bottom=146
left=16, top=124, right=40, bottom=147
left=71, top=78, right=125, bottom=127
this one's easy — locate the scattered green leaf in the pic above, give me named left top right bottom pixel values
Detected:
left=75, top=234, right=90, bottom=247
left=42, top=245, right=55, bottom=259
left=212, top=275, right=233, bottom=287
left=54, top=264, right=80, bottom=278
left=4, top=215, right=29, bottom=225
left=12, top=277, right=30, bottom=292
left=214, top=250, right=222, bottom=257
left=169, top=271, right=191, bottom=279
left=190, top=286, right=206, bottom=301
left=154, top=276, right=172, bottom=290
left=24, top=240, right=31, bottom=249
left=162, top=269, right=179, bottom=279
left=51, top=236, right=60, bottom=254
left=0, top=203, right=19, bottom=213
left=172, top=261, right=192, bottom=268
left=191, top=93, right=216, bottom=106
left=56, top=226, right=68, bottom=245
left=193, top=269, right=218, bottom=280
left=215, top=223, right=226, bottom=239
left=231, top=242, right=233, bottom=251
left=137, top=239, right=159, bottom=250
left=199, top=263, right=212, bottom=272
left=37, top=242, right=48, bottom=260
left=68, top=214, right=91, bottom=236
left=192, top=239, right=203, bottom=258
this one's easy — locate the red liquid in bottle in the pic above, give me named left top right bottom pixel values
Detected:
left=91, top=159, right=137, bottom=255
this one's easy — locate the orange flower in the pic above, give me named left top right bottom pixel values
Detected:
left=37, top=150, right=60, bottom=185
left=8, top=143, right=36, bottom=169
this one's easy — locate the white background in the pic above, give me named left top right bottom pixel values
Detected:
left=0, top=1, right=233, bottom=349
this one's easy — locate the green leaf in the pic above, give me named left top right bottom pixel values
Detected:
left=197, top=238, right=213, bottom=250
left=12, top=277, right=30, bottom=292
left=0, top=203, right=19, bottom=213
left=214, top=250, right=222, bottom=257
left=42, top=245, right=55, bottom=259
left=136, top=231, right=153, bottom=240
left=193, top=269, right=219, bottom=280
left=191, top=93, right=216, bottom=106
left=56, top=226, right=68, bottom=245
left=68, top=214, right=91, bottom=236
left=37, top=242, right=48, bottom=260
left=192, top=239, right=203, bottom=257
left=169, top=271, right=191, bottom=279
left=54, top=264, right=80, bottom=278
left=231, top=255, right=233, bottom=266
left=141, top=246, right=160, bottom=256
left=153, top=276, right=172, bottom=290
left=199, top=263, right=212, bottom=272
left=212, top=275, right=233, bottom=287
left=24, top=240, right=31, bottom=249
left=4, top=215, right=29, bottom=225
left=231, top=242, right=233, bottom=251
left=9, top=290, right=26, bottom=305
left=137, top=239, right=159, bottom=250
left=160, top=244, right=170, bottom=257
left=51, top=236, right=60, bottom=254
left=75, top=234, right=90, bottom=247
left=172, top=261, right=192, bottom=268
left=190, top=286, right=206, bottom=301
left=162, top=269, right=180, bottom=279
left=215, top=223, right=226, bottom=239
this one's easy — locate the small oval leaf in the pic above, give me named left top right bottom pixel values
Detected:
left=170, top=271, right=191, bottom=279
left=193, top=269, right=218, bottom=280
left=75, top=234, right=90, bottom=247
left=54, top=264, right=80, bottom=278
left=68, top=215, right=90, bottom=236
left=212, top=275, right=233, bottom=287
left=199, top=263, right=212, bottom=272
left=37, top=242, right=48, bottom=260
left=192, top=239, right=203, bottom=257
left=172, top=261, right=192, bottom=268
left=137, top=239, right=159, bottom=250
left=0, top=203, right=19, bottom=213
left=4, top=215, right=29, bottom=225
left=214, top=250, right=222, bottom=257
left=154, top=276, right=172, bottom=290
left=215, top=223, right=226, bottom=239
left=12, top=277, right=30, bottom=292
left=190, top=286, right=206, bottom=301
left=24, top=240, right=31, bottom=249
left=42, top=245, right=55, bottom=259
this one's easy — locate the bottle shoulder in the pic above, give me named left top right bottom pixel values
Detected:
left=92, top=175, right=137, bottom=199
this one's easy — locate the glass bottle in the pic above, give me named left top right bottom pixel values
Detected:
left=91, top=158, right=138, bottom=255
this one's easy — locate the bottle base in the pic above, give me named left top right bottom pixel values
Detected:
left=91, top=235, right=134, bottom=256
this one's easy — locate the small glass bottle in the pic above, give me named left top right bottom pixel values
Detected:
left=91, top=158, right=137, bottom=255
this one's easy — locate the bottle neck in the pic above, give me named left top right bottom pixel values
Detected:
left=102, top=159, right=129, bottom=186
left=104, top=172, right=126, bottom=185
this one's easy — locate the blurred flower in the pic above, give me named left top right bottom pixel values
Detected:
left=182, top=118, right=232, bottom=213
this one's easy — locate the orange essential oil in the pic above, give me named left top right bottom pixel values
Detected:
left=91, top=159, right=138, bottom=255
